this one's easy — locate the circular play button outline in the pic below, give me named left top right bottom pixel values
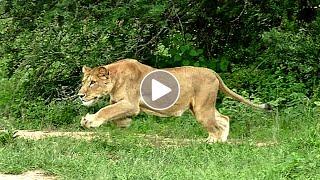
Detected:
left=140, top=70, right=180, bottom=110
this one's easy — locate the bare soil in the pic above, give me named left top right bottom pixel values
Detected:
left=12, top=130, right=97, bottom=140
left=0, top=170, right=56, bottom=180
left=0, top=129, right=277, bottom=147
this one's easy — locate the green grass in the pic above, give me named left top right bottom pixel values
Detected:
left=0, top=103, right=319, bottom=179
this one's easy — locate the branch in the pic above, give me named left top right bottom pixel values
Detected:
left=134, top=27, right=168, bottom=56
left=230, top=0, right=248, bottom=23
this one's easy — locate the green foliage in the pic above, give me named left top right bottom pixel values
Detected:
left=222, top=23, right=320, bottom=106
left=0, top=0, right=169, bottom=100
left=259, top=27, right=319, bottom=96
left=0, top=130, right=15, bottom=146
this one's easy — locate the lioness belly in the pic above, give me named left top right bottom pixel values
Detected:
left=139, top=103, right=190, bottom=117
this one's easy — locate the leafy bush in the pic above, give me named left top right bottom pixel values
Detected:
left=223, top=23, right=320, bottom=106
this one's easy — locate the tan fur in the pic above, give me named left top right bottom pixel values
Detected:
left=78, top=59, right=268, bottom=143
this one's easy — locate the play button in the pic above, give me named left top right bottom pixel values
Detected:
left=151, top=79, right=172, bottom=101
left=140, top=70, right=180, bottom=110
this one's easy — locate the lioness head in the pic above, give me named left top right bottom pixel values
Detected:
left=78, top=66, right=115, bottom=106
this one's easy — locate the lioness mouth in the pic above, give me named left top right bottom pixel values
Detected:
left=81, top=97, right=97, bottom=102
left=82, top=97, right=98, bottom=102
left=80, top=97, right=98, bottom=107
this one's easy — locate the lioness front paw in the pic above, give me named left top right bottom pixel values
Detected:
left=81, top=113, right=104, bottom=128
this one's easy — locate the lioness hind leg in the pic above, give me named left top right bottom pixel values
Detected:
left=191, top=78, right=228, bottom=142
left=193, top=108, right=223, bottom=143
left=112, top=118, right=132, bottom=128
left=215, top=110, right=230, bottom=142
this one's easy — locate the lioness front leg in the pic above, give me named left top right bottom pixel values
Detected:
left=81, top=101, right=139, bottom=128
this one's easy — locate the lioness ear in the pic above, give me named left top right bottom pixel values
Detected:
left=98, top=66, right=117, bottom=80
left=98, top=66, right=108, bottom=79
left=82, top=66, right=91, bottom=74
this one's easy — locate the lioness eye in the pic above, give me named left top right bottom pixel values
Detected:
left=89, top=81, right=96, bottom=87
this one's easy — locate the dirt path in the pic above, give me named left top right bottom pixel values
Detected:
left=0, top=129, right=277, bottom=147
left=0, top=170, right=56, bottom=180
left=13, top=130, right=97, bottom=140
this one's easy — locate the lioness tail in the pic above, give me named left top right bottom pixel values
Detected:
left=215, top=73, right=271, bottom=111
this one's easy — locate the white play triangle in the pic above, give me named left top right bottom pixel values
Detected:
left=151, top=79, right=172, bottom=101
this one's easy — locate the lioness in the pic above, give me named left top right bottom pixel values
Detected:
left=78, top=59, right=270, bottom=143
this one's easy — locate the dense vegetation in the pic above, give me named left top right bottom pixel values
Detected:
left=0, top=1, right=319, bottom=178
